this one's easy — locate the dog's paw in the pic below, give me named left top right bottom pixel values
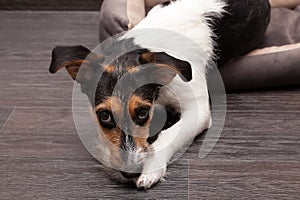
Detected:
left=136, top=166, right=166, bottom=189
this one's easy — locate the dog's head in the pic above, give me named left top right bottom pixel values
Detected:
left=49, top=44, right=191, bottom=179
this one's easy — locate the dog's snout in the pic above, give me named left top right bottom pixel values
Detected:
left=120, top=171, right=141, bottom=179
left=120, top=131, right=135, bottom=151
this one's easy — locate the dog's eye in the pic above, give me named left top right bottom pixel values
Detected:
left=138, top=108, right=149, bottom=120
left=98, top=111, right=112, bottom=123
left=97, top=110, right=116, bottom=129
left=133, top=107, right=151, bottom=126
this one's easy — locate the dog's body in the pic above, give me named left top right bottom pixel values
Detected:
left=49, top=0, right=270, bottom=188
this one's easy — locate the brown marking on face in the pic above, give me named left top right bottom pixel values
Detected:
left=141, top=52, right=156, bottom=63
left=95, top=95, right=154, bottom=167
left=95, top=96, right=123, bottom=118
left=128, top=95, right=152, bottom=118
left=89, top=104, right=122, bottom=168
left=95, top=97, right=124, bottom=168
left=133, top=127, right=151, bottom=150
left=100, top=126, right=123, bottom=168
left=95, top=96, right=124, bottom=146
left=125, top=65, right=140, bottom=73
left=101, top=127, right=122, bottom=147
left=103, top=65, right=116, bottom=73
left=128, top=95, right=153, bottom=148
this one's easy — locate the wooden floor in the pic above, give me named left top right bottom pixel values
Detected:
left=0, top=11, right=299, bottom=199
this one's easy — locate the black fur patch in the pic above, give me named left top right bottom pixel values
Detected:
left=209, top=0, right=271, bottom=66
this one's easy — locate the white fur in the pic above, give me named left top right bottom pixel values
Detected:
left=123, top=0, right=225, bottom=188
left=131, top=0, right=225, bottom=62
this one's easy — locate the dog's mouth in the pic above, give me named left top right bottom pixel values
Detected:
left=120, top=171, right=141, bottom=179
left=117, top=160, right=144, bottom=180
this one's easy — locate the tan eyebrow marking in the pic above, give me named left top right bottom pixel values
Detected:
left=128, top=95, right=152, bottom=118
left=134, top=136, right=150, bottom=149
left=141, top=52, right=155, bottom=62
left=126, top=66, right=140, bottom=73
left=103, top=65, right=116, bottom=73
left=95, top=96, right=123, bottom=115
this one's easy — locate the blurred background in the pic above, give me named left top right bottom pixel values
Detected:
left=0, top=0, right=102, bottom=10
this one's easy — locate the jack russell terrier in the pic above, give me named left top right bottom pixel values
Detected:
left=49, top=0, right=270, bottom=189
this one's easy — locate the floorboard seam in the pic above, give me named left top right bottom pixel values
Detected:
left=188, top=159, right=190, bottom=200
left=0, top=107, right=15, bottom=135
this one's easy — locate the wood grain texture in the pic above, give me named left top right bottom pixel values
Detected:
left=188, top=160, right=300, bottom=199
left=0, top=11, right=299, bottom=199
left=0, top=0, right=103, bottom=11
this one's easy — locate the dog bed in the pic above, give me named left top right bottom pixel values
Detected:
left=98, top=0, right=300, bottom=91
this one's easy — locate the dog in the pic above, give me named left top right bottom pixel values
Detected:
left=49, top=0, right=270, bottom=188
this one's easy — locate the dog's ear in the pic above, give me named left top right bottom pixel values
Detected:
left=139, top=52, right=192, bottom=83
left=135, top=64, right=179, bottom=86
left=49, top=45, right=105, bottom=102
left=49, top=45, right=91, bottom=80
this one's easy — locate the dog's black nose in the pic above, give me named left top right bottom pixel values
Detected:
left=120, top=171, right=141, bottom=179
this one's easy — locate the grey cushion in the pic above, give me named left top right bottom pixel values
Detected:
left=214, top=6, right=300, bottom=91
left=99, top=0, right=129, bottom=42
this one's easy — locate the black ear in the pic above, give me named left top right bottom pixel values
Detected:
left=139, top=52, right=192, bottom=82
left=49, top=45, right=91, bottom=80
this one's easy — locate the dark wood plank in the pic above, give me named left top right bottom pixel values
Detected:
left=0, top=107, right=87, bottom=157
left=188, top=160, right=300, bottom=199
left=0, top=64, right=74, bottom=108
left=0, top=11, right=99, bottom=51
left=0, top=157, right=189, bottom=199
left=0, top=11, right=99, bottom=107
left=0, top=0, right=103, bottom=11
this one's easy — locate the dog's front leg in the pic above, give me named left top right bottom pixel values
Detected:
left=136, top=98, right=211, bottom=188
